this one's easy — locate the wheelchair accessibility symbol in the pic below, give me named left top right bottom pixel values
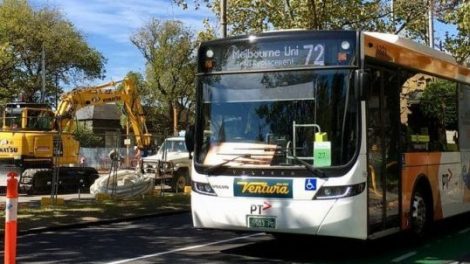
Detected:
left=305, top=178, right=317, bottom=191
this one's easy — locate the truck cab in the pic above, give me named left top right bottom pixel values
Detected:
left=142, top=136, right=191, bottom=192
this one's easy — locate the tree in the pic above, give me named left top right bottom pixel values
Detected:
left=0, top=0, right=106, bottom=105
left=197, top=19, right=217, bottom=43
left=73, top=122, right=103, bottom=147
left=420, top=79, right=457, bottom=146
left=175, top=0, right=467, bottom=63
left=183, top=0, right=391, bottom=34
left=0, top=42, right=15, bottom=106
left=131, top=19, right=196, bottom=136
left=441, top=2, right=470, bottom=64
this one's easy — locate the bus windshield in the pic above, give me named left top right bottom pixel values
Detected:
left=195, top=69, right=358, bottom=170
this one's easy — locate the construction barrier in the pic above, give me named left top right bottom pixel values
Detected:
left=4, top=171, right=18, bottom=264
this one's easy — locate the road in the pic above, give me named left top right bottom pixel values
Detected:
left=11, top=212, right=470, bottom=263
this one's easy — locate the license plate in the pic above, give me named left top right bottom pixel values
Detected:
left=247, top=215, right=276, bottom=229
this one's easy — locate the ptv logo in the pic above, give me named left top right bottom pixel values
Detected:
left=250, top=201, right=272, bottom=214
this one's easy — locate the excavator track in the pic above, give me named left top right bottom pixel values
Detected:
left=20, top=168, right=51, bottom=194
left=20, top=167, right=99, bottom=195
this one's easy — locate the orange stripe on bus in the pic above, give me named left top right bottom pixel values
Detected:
left=401, top=152, right=444, bottom=230
left=363, top=35, right=470, bottom=83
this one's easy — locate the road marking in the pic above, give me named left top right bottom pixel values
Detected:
left=392, top=251, right=416, bottom=263
left=458, top=227, right=470, bottom=234
left=106, top=232, right=265, bottom=264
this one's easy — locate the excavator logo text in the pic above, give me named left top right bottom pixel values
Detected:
left=0, top=147, right=18, bottom=153
left=0, top=139, right=17, bottom=152
left=103, top=96, right=121, bottom=103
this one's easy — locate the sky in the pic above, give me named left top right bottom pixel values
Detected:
left=27, top=1, right=457, bottom=88
left=29, top=0, right=216, bottom=86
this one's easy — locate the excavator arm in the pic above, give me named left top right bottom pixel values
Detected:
left=56, top=78, right=152, bottom=149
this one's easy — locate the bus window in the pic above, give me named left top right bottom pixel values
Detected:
left=401, top=74, right=457, bottom=152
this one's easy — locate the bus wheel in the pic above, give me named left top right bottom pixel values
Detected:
left=410, top=189, right=430, bottom=236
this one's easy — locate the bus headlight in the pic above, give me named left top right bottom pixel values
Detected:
left=193, top=181, right=217, bottom=196
left=314, top=183, right=365, bottom=200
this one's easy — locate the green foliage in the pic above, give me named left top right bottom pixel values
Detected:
left=73, top=122, right=103, bottom=147
left=197, top=18, right=217, bottom=43
left=175, top=0, right=468, bottom=63
left=0, top=41, right=15, bottom=105
left=441, top=2, right=470, bottom=63
left=420, top=79, right=457, bottom=128
left=0, top=0, right=106, bottom=105
left=125, top=71, right=146, bottom=91
left=131, top=19, right=197, bottom=135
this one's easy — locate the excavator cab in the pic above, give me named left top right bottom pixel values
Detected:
left=2, top=103, right=54, bottom=131
left=3, top=108, right=21, bottom=129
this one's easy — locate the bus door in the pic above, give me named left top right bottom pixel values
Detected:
left=366, top=67, right=401, bottom=234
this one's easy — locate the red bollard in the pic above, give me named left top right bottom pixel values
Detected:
left=4, top=171, right=18, bottom=264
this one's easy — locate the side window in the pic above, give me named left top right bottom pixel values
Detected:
left=26, top=110, right=54, bottom=130
left=401, top=73, right=458, bottom=152
left=5, top=113, right=21, bottom=129
left=459, top=84, right=470, bottom=150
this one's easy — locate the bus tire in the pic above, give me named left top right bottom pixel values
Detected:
left=410, top=187, right=432, bottom=237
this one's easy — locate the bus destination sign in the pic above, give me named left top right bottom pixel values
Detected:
left=200, top=33, right=356, bottom=72
left=229, top=43, right=326, bottom=70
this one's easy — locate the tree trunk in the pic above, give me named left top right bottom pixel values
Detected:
left=173, top=104, right=178, bottom=136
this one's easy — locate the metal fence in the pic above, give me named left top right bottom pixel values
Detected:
left=79, top=147, right=139, bottom=172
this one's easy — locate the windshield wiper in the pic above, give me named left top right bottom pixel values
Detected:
left=206, top=154, right=251, bottom=175
left=290, top=155, right=326, bottom=178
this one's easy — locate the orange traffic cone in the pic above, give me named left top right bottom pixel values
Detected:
left=4, top=171, right=18, bottom=264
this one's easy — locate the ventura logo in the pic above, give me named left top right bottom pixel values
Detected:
left=234, top=178, right=292, bottom=198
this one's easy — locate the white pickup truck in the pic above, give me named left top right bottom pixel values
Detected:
left=141, top=136, right=191, bottom=192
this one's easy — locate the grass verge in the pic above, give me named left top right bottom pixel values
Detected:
left=0, top=193, right=190, bottom=233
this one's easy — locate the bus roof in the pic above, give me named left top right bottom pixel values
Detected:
left=362, top=32, right=470, bottom=84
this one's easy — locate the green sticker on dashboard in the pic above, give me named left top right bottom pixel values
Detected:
left=314, top=141, right=331, bottom=167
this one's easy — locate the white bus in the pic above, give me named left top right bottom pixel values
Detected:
left=185, top=30, right=470, bottom=239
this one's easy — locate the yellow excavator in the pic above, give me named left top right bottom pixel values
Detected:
left=0, top=78, right=152, bottom=194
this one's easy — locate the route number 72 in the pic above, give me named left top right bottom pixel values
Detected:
left=303, top=44, right=325, bottom=66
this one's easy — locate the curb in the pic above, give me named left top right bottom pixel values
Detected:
left=19, top=209, right=190, bottom=236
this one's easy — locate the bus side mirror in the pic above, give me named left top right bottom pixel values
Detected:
left=355, top=69, right=370, bottom=100
left=185, top=124, right=195, bottom=159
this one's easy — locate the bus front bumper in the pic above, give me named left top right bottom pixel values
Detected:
left=191, top=191, right=367, bottom=239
